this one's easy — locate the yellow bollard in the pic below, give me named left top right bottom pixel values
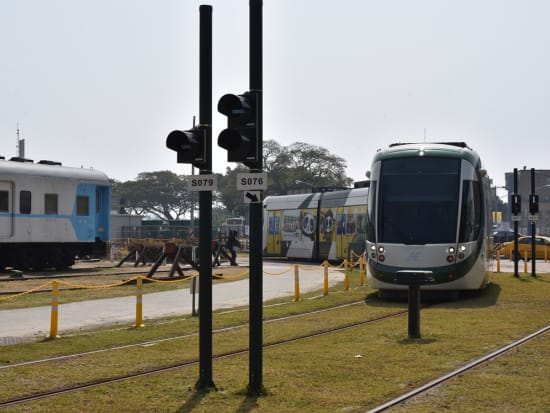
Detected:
left=359, top=255, right=365, bottom=286
left=344, top=259, right=350, bottom=291
left=135, top=276, right=145, bottom=327
left=323, top=261, right=329, bottom=296
left=294, top=264, right=300, bottom=301
left=496, top=252, right=501, bottom=273
left=49, top=281, right=59, bottom=339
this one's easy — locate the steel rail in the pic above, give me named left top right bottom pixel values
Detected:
left=0, top=307, right=405, bottom=408
left=0, top=300, right=372, bottom=370
left=366, top=323, right=550, bottom=412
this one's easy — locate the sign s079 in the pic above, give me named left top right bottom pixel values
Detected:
left=187, top=174, right=218, bottom=191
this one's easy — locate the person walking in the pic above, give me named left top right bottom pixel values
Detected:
left=227, top=230, right=241, bottom=266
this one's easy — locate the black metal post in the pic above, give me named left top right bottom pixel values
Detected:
left=248, top=0, right=264, bottom=396
left=513, top=168, right=519, bottom=278
left=395, top=271, right=433, bottom=339
left=191, top=277, right=197, bottom=317
left=408, top=284, right=421, bottom=339
left=531, top=168, right=537, bottom=278
left=195, top=4, right=215, bottom=391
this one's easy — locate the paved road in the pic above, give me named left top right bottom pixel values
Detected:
left=0, top=261, right=344, bottom=344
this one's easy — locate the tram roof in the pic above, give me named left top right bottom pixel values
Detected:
left=373, top=142, right=482, bottom=167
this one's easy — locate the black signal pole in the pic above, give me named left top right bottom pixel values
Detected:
left=530, top=168, right=536, bottom=278
left=248, top=0, right=264, bottom=396
left=196, top=4, right=215, bottom=391
left=513, top=168, right=519, bottom=278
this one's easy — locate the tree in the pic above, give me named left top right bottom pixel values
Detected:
left=217, top=166, right=249, bottom=217
left=262, top=139, right=352, bottom=195
left=114, top=171, right=191, bottom=221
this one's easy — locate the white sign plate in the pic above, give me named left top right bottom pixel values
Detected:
left=511, top=215, right=521, bottom=221
left=187, top=174, right=218, bottom=191
left=244, top=191, right=262, bottom=204
left=529, top=214, right=538, bottom=222
left=237, top=172, right=268, bottom=190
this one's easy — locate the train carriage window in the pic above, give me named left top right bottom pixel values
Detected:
left=20, top=191, right=31, bottom=214
left=96, top=190, right=100, bottom=213
left=458, top=180, right=481, bottom=242
left=0, top=190, right=8, bottom=212
left=44, top=194, right=58, bottom=215
left=77, top=196, right=89, bottom=216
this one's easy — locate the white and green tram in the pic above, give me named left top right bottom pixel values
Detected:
left=366, top=142, right=493, bottom=291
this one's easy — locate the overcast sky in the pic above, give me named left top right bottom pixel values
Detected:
left=1, top=0, right=549, bottom=189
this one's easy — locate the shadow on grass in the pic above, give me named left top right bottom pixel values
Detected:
left=516, top=274, right=550, bottom=283
left=398, top=337, right=437, bottom=345
left=236, top=394, right=260, bottom=413
left=176, top=388, right=208, bottom=413
left=364, top=282, right=502, bottom=309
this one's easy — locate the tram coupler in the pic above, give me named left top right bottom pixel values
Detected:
left=394, top=270, right=435, bottom=339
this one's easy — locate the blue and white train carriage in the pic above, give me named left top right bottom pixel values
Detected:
left=0, top=157, right=111, bottom=270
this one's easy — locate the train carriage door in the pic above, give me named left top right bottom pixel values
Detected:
left=266, top=210, right=283, bottom=256
left=95, top=186, right=110, bottom=241
left=0, top=181, right=14, bottom=237
left=335, top=206, right=346, bottom=259
left=318, top=206, right=336, bottom=260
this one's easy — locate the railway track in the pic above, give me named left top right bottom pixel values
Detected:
left=0, top=267, right=171, bottom=283
left=2, top=294, right=548, bottom=410
left=367, top=323, right=550, bottom=412
left=0, top=301, right=405, bottom=408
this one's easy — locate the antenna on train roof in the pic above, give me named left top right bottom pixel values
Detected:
left=16, top=122, right=25, bottom=158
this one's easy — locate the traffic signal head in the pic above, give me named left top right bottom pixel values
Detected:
left=217, top=91, right=260, bottom=169
left=511, top=194, right=521, bottom=215
left=166, top=126, right=206, bottom=169
left=529, top=194, right=539, bottom=214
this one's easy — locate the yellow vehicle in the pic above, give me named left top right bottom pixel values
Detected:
left=500, top=235, right=550, bottom=260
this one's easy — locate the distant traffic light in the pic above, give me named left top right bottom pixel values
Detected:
left=511, top=194, right=521, bottom=215
left=217, top=91, right=260, bottom=169
left=166, top=126, right=206, bottom=169
left=529, top=194, right=539, bottom=215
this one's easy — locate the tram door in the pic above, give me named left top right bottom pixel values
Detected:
left=0, top=181, right=13, bottom=238
left=334, top=206, right=346, bottom=259
left=266, top=210, right=283, bottom=256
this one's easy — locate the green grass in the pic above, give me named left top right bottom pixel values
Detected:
left=1, top=272, right=550, bottom=412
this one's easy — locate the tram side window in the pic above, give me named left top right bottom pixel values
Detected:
left=20, top=191, right=31, bottom=214
left=459, top=180, right=481, bottom=242
left=45, top=194, right=58, bottom=215
left=77, top=195, right=89, bottom=216
left=367, top=181, right=377, bottom=241
left=0, top=190, right=8, bottom=212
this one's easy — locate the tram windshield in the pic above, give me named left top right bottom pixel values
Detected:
left=378, top=157, right=460, bottom=244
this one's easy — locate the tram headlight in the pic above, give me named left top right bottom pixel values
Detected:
left=370, top=244, right=377, bottom=259
left=446, top=246, right=456, bottom=254
left=378, top=246, right=385, bottom=254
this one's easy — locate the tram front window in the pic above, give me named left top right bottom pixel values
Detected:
left=378, top=157, right=460, bottom=245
